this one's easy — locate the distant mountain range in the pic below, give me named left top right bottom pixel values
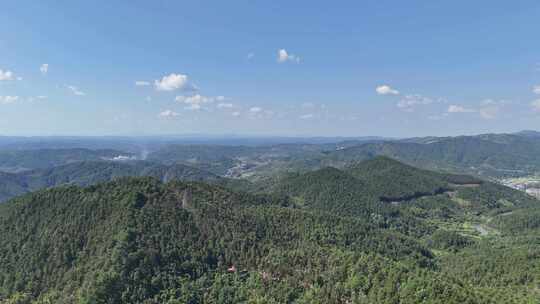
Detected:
left=0, top=160, right=221, bottom=202
left=3, top=131, right=540, bottom=180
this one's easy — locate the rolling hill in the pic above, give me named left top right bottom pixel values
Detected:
left=321, top=133, right=540, bottom=177
left=0, top=175, right=538, bottom=303
left=0, top=161, right=221, bottom=203
left=0, top=155, right=538, bottom=303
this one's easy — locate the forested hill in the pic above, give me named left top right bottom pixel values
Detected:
left=322, top=134, right=540, bottom=177
left=0, top=178, right=435, bottom=303
left=0, top=160, right=220, bottom=202
left=272, top=156, right=489, bottom=216
left=1, top=176, right=538, bottom=303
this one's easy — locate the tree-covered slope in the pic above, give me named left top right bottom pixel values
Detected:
left=0, top=177, right=458, bottom=304
left=272, top=167, right=375, bottom=216
left=0, top=161, right=220, bottom=203
left=323, top=134, right=540, bottom=177
left=0, top=171, right=538, bottom=302
left=272, top=157, right=469, bottom=215
left=0, top=172, right=27, bottom=202
left=345, top=156, right=451, bottom=202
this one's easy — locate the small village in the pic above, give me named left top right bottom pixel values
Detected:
left=500, top=176, right=540, bottom=199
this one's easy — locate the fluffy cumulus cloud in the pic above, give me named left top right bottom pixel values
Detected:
left=0, top=96, right=19, bottom=105
left=66, top=85, right=85, bottom=96
left=154, top=73, right=189, bottom=91
left=277, top=49, right=300, bottom=63
left=397, top=94, right=434, bottom=111
left=158, top=110, right=180, bottom=118
left=0, top=69, right=15, bottom=81
left=533, top=85, right=540, bottom=95
left=447, top=105, right=476, bottom=113
left=376, top=85, right=400, bottom=95
left=249, top=107, right=262, bottom=113
left=40, top=64, right=49, bottom=75
left=135, top=81, right=150, bottom=86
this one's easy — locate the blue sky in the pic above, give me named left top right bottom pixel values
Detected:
left=0, top=1, right=539, bottom=137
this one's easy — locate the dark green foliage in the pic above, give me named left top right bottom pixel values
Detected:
left=345, top=156, right=450, bottom=202
left=0, top=156, right=539, bottom=303
left=428, top=230, right=474, bottom=251
left=455, top=182, right=538, bottom=213
left=0, top=177, right=435, bottom=303
left=491, top=207, right=540, bottom=233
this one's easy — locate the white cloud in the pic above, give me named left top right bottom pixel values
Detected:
left=0, top=69, right=15, bottom=81
left=154, top=73, right=189, bottom=91
left=0, top=96, right=19, bottom=105
left=376, top=85, right=399, bottom=95
left=531, top=100, right=540, bottom=112
left=277, top=49, right=300, bottom=63
left=447, top=105, right=476, bottom=113
left=249, top=107, right=262, bottom=113
left=135, top=81, right=150, bottom=86
left=299, top=113, right=314, bottom=119
left=67, top=85, right=85, bottom=96
left=232, top=111, right=241, bottom=117
left=40, top=64, right=48, bottom=75
left=533, top=85, right=540, bottom=95
left=397, top=94, right=434, bottom=111
left=176, top=94, right=214, bottom=104
left=159, top=110, right=180, bottom=118
left=217, top=102, right=233, bottom=109
left=176, top=94, right=221, bottom=111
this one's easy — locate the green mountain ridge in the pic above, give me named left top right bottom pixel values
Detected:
left=0, top=157, right=538, bottom=303
left=323, top=134, right=540, bottom=177
left=0, top=161, right=221, bottom=203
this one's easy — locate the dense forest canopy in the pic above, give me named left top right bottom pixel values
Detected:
left=0, top=153, right=538, bottom=303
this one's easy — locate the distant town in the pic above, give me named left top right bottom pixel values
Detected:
left=500, top=176, right=540, bottom=199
